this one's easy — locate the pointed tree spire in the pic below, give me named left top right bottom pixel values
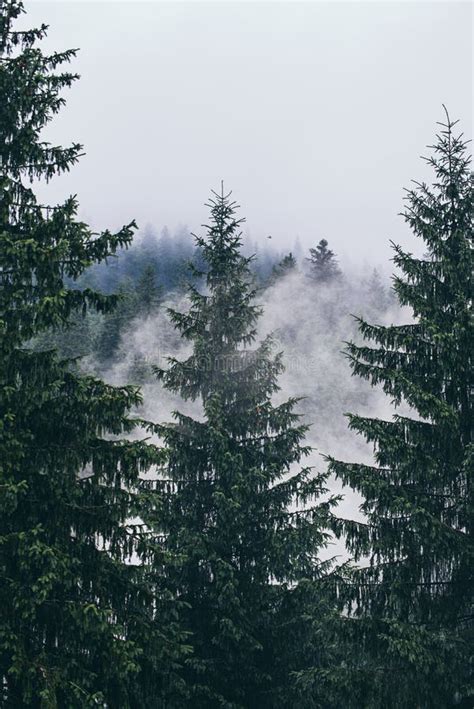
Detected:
left=150, top=187, right=339, bottom=706
left=306, top=239, right=342, bottom=283
left=328, top=110, right=473, bottom=707
left=0, top=4, right=184, bottom=704
left=268, top=251, right=297, bottom=285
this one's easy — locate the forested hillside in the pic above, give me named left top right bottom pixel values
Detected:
left=1, top=2, right=471, bottom=708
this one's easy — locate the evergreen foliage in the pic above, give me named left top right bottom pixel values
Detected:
left=2, top=2, right=471, bottom=706
left=328, top=111, right=473, bottom=707
left=306, top=239, right=341, bottom=283
left=34, top=264, right=163, bottom=366
left=32, top=308, right=102, bottom=361
left=0, top=3, right=184, bottom=705
left=78, top=223, right=282, bottom=300
left=268, top=251, right=297, bottom=286
left=365, top=268, right=391, bottom=312
left=95, top=278, right=138, bottom=363
left=135, top=262, right=163, bottom=316
left=150, top=186, right=339, bottom=707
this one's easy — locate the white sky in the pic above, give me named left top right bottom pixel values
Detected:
left=25, top=1, right=472, bottom=265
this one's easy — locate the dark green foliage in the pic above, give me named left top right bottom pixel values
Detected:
left=135, top=262, right=163, bottom=316
left=3, top=1, right=471, bottom=706
left=80, top=224, right=283, bottom=299
left=95, top=265, right=162, bottom=364
left=268, top=251, right=297, bottom=286
left=0, top=3, right=184, bottom=705
left=95, top=278, right=139, bottom=363
left=32, top=309, right=102, bottom=360
left=150, top=187, right=339, bottom=707
left=34, top=263, right=164, bottom=367
left=328, top=112, right=473, bottom=707
left=306, top=239, right=341, bottom=283
left=73, top=224, right=190, bottom=296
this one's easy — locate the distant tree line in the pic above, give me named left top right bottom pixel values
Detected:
left=33, top=228, right=393, bottom=372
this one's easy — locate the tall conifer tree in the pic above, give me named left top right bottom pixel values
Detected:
left=0, top=3, right=183, bottom=705
left=151, top=186, right=338, bottom=707
left=267, top=251, right=297, bottom=286
left=135, top=263, right=163, bottom=316
left=306, top=239, right=341, bottom=283
left=328, top=111, right=473, bottom=707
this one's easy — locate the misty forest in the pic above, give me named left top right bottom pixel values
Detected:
left=0, top=2, right=472, bottom=708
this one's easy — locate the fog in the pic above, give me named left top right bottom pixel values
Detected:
left=20, top=0, right=470, bottom=550
left=93, top=257, right=411, bottom=558
left=23, top=1, right=472, bottom=264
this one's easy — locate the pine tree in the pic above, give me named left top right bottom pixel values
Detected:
left=267, top=251, right=297, bottom=286
left=306, top=238, right=341, bottom=283
left=96, top=265, right=162, bottom=366
left=150, top=186, right=338, bottom=707
left=328, top=111, right=473, bottom=707
left=135, top=262, right=163, bottom=316
left=0, top=3, right=184, bottom=705
left=95, top=278, right=138, bottom=364
left=365, top=267, right=392, bottom=314
left=32, top=308, right=101, bottom=361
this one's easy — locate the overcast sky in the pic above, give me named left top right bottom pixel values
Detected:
left=25, top=1, right=472, bottom=265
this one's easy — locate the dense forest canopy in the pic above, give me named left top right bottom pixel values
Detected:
left=0, top=2, right=472, bottom=708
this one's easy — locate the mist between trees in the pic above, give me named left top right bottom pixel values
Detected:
left=35, top=227, right=403, bottom=459
left=110, top=263, right=409, bottom=540
left=2, top=2, right=472, bottom=708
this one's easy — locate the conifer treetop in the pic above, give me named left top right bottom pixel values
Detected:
left=326, top=110, right=472, bottom=708
left=156, top=184, right=272, bottom=407
left=0, top=4, right=185, bottom=704
left=306, top=238, right=342, bottom=282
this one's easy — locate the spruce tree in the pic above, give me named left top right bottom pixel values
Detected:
left=306, top=238, right=341, bottom=283
left=95, top=278, right=138, bottom=364
left=267, top=251, right=297, bottom=286
left=151, top=186, right=338, bottom=707
left=364, top=268, right=393, bottom=316
left=328, top=111, right=473, bottom=707
left=95, top=265, right=162, bottom=366
left=0, top=3, right=183, bottom=705
left=32, top=308, right=101, bottom=361
left=135, top=262, right=163, bottom=316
